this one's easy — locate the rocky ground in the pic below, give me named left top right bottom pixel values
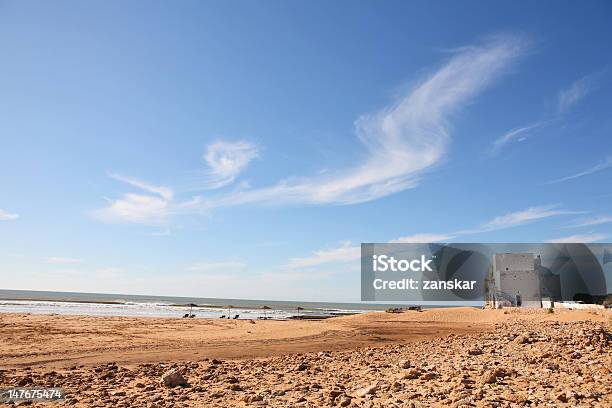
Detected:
left=1, top=318, right=610, bottom=407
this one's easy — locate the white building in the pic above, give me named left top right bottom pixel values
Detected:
left=487, top=253, right=542, bottom=308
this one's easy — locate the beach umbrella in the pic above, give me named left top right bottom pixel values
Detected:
left=187, top=303, right=197, bottom=315
left=296, top=306, right=304, bottom=318
left=262, top=305, right=271, bottom=319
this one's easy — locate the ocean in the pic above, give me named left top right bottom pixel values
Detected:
left=0, top=289, right=415, bottom=320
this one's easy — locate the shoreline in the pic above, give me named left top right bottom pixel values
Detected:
left=0, top=300, right=364, bottom=321
left=0, top=291, right=461, bottom=321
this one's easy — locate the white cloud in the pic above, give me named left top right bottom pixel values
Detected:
left=186, top=260, right=246, bottom=273
left=457, top=205, right=579, bottom=235
left=204, top=36, right=526, bottom=207
left=0, top=209, right=19, bottom=221
left=94, top=36, right=526, bottom=224
left=558, top=75, right=598, bottom=113
left=548, top=233, right=608, bottom=244
left=547, top=156, right=612, bottom=184
left=93, top=193, right=170, bottom=225
left=489, top=73, right=600, bottom=157
left=45, top=256, right=82, bottom=264
left=389, top=233, right=455, bottom=243
left=288, top=204, right=577, bottom=269
left=286, top=242, right=361, bottom=269
left=201, top=141, right=259, bottom=189
left=93, top=174, right=175, bottom=225
left=109, top=173, right=173, bottom=200
left=489, top=122, right=543, bottom=155
left=566, top=215, right=612, bottom=228
left=94, top=142, right=258, bottom=225
left=464, top=205, right=579, bottom=233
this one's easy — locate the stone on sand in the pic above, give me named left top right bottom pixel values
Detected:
left=161, top=367, right=187, bottom=387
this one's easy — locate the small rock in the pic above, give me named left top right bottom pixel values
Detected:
left=328, top=390, right=343, bottom=398
left=339, top=396, right=351, bottom=406
left=353, top=384, right=378, bottom=397
left=243, top=394, right=264, bottom=403
left=401, top=368, right=421, bottom=380
left=481, top=368, right=506, bottom=384
left=17, top=377, right=33, bottom=386
left=513, top=335, right=529, bottom=345
left=161, top=367, right=187, bottom=388
left=398, top=359, right=411, bottom=369
left=421, top=371, right=437, bottom=380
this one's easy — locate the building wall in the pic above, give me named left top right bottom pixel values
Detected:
left=494, top=253, right=535, bottom=272
left=494, top=253, right=542, bottom=308
left=499, top=269, right=541, bottom=307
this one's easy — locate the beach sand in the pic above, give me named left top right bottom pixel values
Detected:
left=0, top=307, right=610, bottom=406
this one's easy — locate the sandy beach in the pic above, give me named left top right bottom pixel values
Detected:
left=0, top=308, right=488, bottom=369
left=1, top=307, right=610, bottom=406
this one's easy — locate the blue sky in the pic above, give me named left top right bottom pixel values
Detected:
left=1, top=1, right=611, bottom=301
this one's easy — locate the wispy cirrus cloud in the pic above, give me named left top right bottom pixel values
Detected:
left=286, top=242, right=360, bottom=269
left=489, top=121, right=544, bottom=155
left=557, top=74, right=599, bottom=113
left=91, top=173, right=175, bottom=225
left=196, top=141, right=259, bottom=190
left=109, top=173, right=173, bottom=200
left=94, top=36, right=526, bottom=224
left=287, top=204, right=575, bottom=268
left=547, top=233, right=608, bottom=244
left=462, top=204, right=581, bottom=234
left=93, top=192, right=171, bottom=226
left=202, top=36, right=526, bottom=208
left=566, top=215, right=612, bottom=228
left=490, top=72, right=602, bottom=156
left=546, top=156, right=612, bottom=184
left=0, top=209, right=19, bottom=221
left=94, top=141, right=258, bottom=225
